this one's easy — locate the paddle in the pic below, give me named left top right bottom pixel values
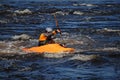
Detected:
left=53, top=14, right=65, bottom=46
left=53, top=14, right=62, bottom=35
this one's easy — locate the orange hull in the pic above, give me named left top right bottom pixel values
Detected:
left=22, top=44, right=74, bottom=54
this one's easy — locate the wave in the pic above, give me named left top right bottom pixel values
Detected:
left=0, top=33, right=119, bottom=54
left=0, top=20, right=8, bottom=24
left=73, top=3, right=97, bottom=7
left=0, top=38, right=119, bottom=58
left=97, top=28, right=120, bottom=33
left=69, top=54, right=99, bottom=61
left=14, top=9, right=32, bottom=15
left=12, top=34, right=32, bottom=40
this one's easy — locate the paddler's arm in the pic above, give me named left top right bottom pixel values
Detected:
left=52, top=29, right=61, bottom=35
left=44, top=29, right=61, bottom=38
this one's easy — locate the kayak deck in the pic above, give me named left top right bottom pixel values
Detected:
left=22, top=44, right=74, bottom=54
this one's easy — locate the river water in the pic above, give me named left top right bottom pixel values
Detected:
left=0, top=0, right=120, bottom=80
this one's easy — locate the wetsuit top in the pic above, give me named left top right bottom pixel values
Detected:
left=39, top=30, right=57, bottom=41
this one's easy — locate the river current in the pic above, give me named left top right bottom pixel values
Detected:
left=0, top=0, right=120, bottom=80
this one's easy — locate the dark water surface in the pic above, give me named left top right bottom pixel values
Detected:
left=0, top=0, right=120, bottom=80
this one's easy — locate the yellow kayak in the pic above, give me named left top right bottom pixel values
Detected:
left=22, top=43, right=74, bottom=54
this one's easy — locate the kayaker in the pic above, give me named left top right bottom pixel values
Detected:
left=38, top=27, right=61, bottom=46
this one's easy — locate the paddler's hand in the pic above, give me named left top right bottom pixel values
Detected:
left=56, top=29, right=61, bottom=33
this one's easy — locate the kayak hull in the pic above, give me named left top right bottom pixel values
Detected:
left=22, top=44, right=74, bottom=54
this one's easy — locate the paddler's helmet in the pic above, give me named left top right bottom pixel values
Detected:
left=46, top=27, right=53, bottom=32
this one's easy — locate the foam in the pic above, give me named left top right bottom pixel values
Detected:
left=70, top=54, right=98, bottom=61
left=14, top=9, right=32, bottom=15
left=43, top=53, right=73, bottom=58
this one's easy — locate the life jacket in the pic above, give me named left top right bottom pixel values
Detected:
left=39, top=30, right=57, bottom=41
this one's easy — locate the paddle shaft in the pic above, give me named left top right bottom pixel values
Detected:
left=53, top=14, right=62, bottom=35
left=53, top=14, right=65, bottom=46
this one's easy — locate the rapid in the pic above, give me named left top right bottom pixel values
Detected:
left=0, top=0, right=120, bottom=80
